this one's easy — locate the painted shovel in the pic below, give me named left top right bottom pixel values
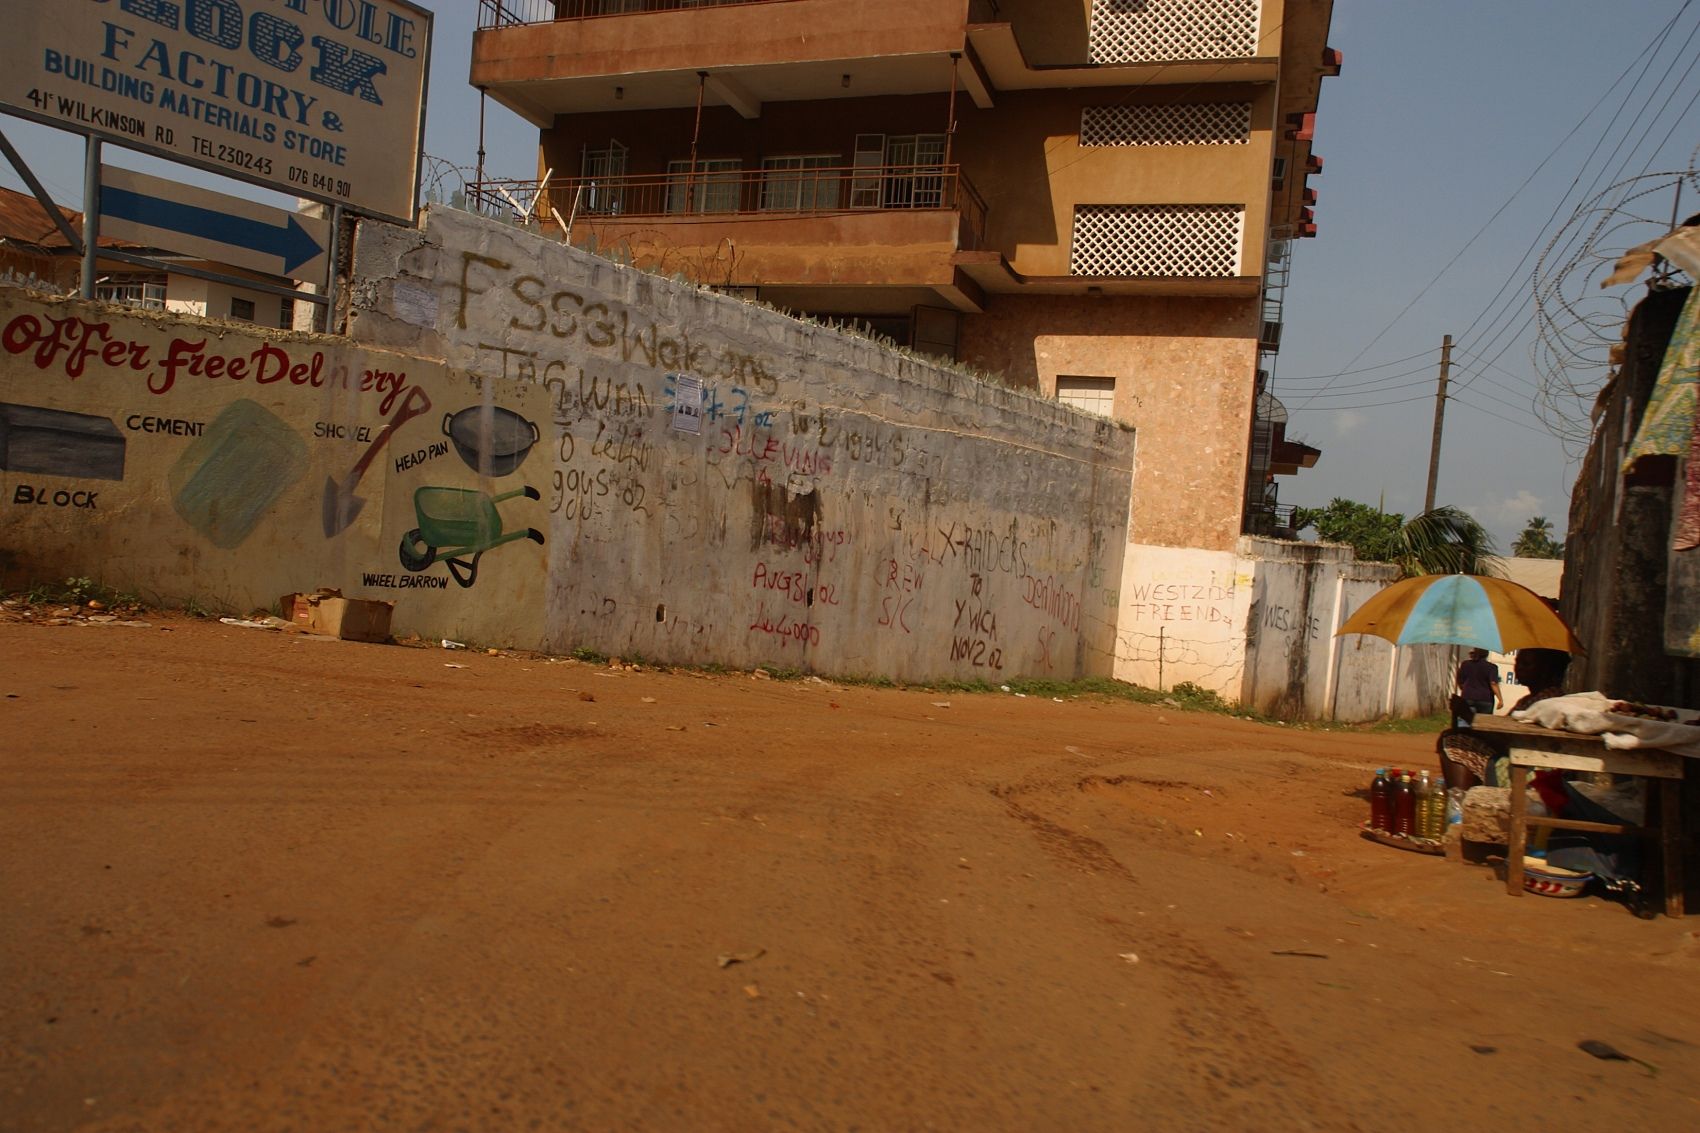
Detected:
left=321, top=384, right=433, bottom=537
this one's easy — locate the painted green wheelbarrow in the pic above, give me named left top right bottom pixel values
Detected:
left=398, top=485, right=546, bottom=588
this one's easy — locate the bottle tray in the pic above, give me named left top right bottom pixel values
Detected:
left=1359, top=822, right=1444, bottom=855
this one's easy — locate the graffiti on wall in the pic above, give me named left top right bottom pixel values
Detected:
left=0, top=205, right=1134, bottom=678
left=1112, top=555, right=1248, bottom=695
left=1122, top=572, right=1238, bottom=629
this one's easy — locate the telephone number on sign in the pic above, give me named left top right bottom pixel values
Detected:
left=191, top=137, right=272, bottom=176
left=287, top=166, right=351, bottom=198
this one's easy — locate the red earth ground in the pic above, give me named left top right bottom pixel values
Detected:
left=3, top=610, right=1698, bottom=1132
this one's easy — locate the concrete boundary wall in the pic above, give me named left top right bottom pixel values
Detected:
left=314, top=207, right=1133, bottom=679
left=1113, top=543, right=1251, bottom=695
left=0, top=207, right=1133, bottom=682
left=0, top=287, right=524, bottom=636
left=1239, top=537, right=1449, bottom=720
left=1112, top=536, right=1449, bottom=720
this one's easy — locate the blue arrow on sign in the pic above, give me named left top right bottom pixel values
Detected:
left=101, top=185, right=325, bottom=276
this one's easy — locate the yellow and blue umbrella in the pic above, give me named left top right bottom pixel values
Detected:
left=1335, top=573, right=1583, bottom=654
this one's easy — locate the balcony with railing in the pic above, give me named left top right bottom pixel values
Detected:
left=479, top=0, right=997, bottom=29
left=471, top=162, right=986, bottom=248
left=466, top=161, right=989, bottom=307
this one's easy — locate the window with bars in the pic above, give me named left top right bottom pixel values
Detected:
left=1088, top=0, right=1261, bottom=63
left=94, top=273, right=166, bottom=309
left=581, top=139, right=628, bottom=214
left=666, top=158, right=742, bottom=213
left=849, top=135, right=947, bottom=210
left=760, top=155, right=841, bottom=211
left=1070, top=204, right=1244, bottom=277
left=883, top=135, right=946, bottom=208
left=1056, top=376, right=1117, bottom=418
left=1081, top=102, right=1252, bottom=147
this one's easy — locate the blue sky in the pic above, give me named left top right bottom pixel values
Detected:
left=3, top=1, right=1695, bottom=552
left=1274, top=0, right=1698, bottom=549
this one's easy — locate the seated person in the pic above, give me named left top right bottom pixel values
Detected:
left=1437, top=648, right=1649, bottom=907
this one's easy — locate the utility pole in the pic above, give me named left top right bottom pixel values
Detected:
left=1423, top=334, right=1452, bottom=514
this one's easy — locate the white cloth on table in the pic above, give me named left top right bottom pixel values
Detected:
left=1512, top=691, right=1700, bottom=758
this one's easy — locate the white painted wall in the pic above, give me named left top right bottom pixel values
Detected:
left=1111, top=535, right=1451, bottom=719
left=162, top=272, right=287, bottom=327
left=1113, top=543, right=1251, bottom=695
left=1238, top=537, right=1452, bottom=720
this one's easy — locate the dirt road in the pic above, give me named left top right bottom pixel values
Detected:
left=3, top=614, right=1698, bottom=1131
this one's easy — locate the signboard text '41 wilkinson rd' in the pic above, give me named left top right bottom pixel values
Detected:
left=0, top=0, right=431, bottom=224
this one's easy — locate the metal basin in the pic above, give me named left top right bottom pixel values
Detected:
left=443, top=405, right=539, bottom=476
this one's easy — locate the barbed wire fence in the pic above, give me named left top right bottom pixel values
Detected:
left=420, top=154, right=477, bottom=211
left=1106, top=627, right=1246, bottom=692
left=1532, top=165, right=1700, bottom=458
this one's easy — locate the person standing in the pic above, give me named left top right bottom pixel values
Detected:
left=1454, top=647, right=1503, bottom=724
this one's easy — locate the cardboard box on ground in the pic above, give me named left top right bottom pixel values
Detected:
left=280, top=589, right=394, bottom=643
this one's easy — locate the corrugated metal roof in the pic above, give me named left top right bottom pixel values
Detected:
left=0, top=185, right=78, bottom=248
left=0, top=185, right=149, bottom=251
left=1487, top=556, right=1564, bottom=599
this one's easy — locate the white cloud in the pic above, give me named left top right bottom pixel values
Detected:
left=1465, top=489, right=1558, bottom=549
left=1334, top=409, right=1366, bottom=437
left=1491, top=489, right=1545, bottom=527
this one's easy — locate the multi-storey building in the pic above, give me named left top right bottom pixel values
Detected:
left=471, top=0, right=1336, bottom=677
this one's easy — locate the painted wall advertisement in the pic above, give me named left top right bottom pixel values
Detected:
left=0, top=0, right=431, bottom=223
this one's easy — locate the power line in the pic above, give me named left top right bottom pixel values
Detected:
left=1297, top=1, right=1698, bottom=413
left=1278, top=364, right=1439, bottom=397
left=1449, top=395, right=1553, bottom=438
left=1450, top=379, right=1535, bottom=419
left=1451, top=342, right=1537, bottom=390
left=1274, top=348, right=1435, bottom=382
left=1289, top=393, right=1434, bottom=412
left=1452, top=0, right=1698, bottom=363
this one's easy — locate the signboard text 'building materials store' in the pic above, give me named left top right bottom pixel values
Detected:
left=0, top=0, right=431, bottom=224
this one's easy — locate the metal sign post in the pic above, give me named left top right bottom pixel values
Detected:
left=323, top=206, right=345, bottom=334
left=80, top=137, right=100, bottom=299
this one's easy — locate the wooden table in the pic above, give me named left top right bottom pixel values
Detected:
left=1470, top=715, right=1686, bottom=916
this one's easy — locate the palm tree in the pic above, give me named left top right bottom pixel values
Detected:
left=1512, top=516, right=1563, bottom=559
left=1396, top=506, right=1498, bottom=578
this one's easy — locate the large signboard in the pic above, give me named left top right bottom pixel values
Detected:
left=0, top=0, right=431, bottom=225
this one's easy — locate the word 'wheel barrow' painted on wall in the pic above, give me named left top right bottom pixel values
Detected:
left=398, top=485, right=546, bottom=588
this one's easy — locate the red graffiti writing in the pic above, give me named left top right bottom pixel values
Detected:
left=751, top=561, right=811, bottom=604
left=717, top=425, right=833, bottom=477
left=1021, top=573, right=1081, bottom=632
left=877, top=595, right=914, bottom=633
left=876, top=557, right=924, bottom=593
left=749, top=604, right=821, bottom=648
